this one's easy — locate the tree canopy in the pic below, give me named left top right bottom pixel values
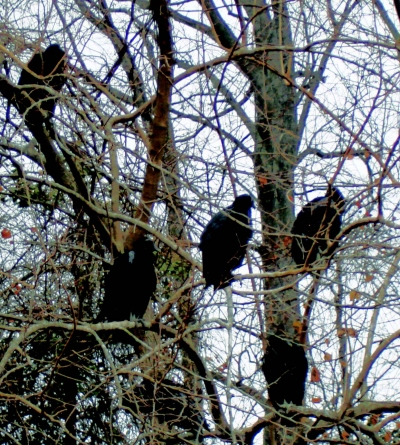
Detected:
left=1, top=0, right=400, bottom=444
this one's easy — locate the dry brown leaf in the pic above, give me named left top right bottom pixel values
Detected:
left=1, top=229, right=12, bottom=239
left=310, top=367, right=320, bottom=383
left=350, top=290, right=361, bottom=301
left=365, top=274, right=373, bottom=282
left=347, top=328, right=357, bottom=338
left=324, top=352, right=332, bottom=362
left=344, top=148, right=355, bottom=160
left=370, top=414, right=379, bottom=425
left=337, top=327, right=357, bottom=338
left=283, top=236, right=292, bottom=247
left=258, top=176, right=268, bottom=187
left=383, top=431, right=391, bottom=442
left=293, top=320, right=302, bottom=333
left=341, top=431, right=350, bottom=440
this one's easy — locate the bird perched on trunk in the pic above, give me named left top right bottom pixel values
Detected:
left=199, top=194, right=254, bottom=290
left=17, top=44, right=67, bottom=128
left=262, top=334, right=308, bottom=426
left=96, top=237, right=157, bottom=322
left=291, top=187, right=346, bottom=266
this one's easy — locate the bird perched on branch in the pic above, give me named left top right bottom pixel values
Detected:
left=97, top=237, right=157, bottom=322
left=199, top=194, right=254, bottom=290
left=17, top=44, right=67, bottom=127
left=262, top=334, right=308, bottom=426
left=291, top=187, right=346, bottom=266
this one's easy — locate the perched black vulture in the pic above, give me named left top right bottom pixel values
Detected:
left=97, top=238, right=157, bottom=322
left=262, top=334, right=308, bottom=426
left=17, top=44, right=67, bottom=127
left=199, top=194, right=254, bottom=289
left=291, top=187, right=346, bottom=266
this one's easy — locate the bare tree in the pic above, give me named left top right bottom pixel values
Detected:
left=0, top=0, right=400, bottom=444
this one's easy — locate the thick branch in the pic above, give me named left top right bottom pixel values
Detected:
left=128, top=0, right=175, bottom=247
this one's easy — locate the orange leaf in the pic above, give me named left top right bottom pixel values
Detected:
left=324, top=352, right=332, bottom=362
left=293, top=320, right=302, bottom=333
left=370, top=414, right=379, bottom=425
left=347, top=328, right=357, bottom=338
left=396, top=422, right=400, bottom=429
left=383, top=431, right=391, bottom=442
left=365, top=274, right=373, bottom=282
left=218, top=363, right=228, bottom=372
left=341, top=431, right=350, bottom=440
left=311, top=397, right=321, bottom=403
left=355, top=200, right=362, bottom=209
left=344, top=148, right=355, bottom=160
left=325, top=338, right=330, bottom=346
left=258, top=176, right=268, bottom=187
left=1, top=229, right=11, bottom=239
left=283, top=236, right=292, bottom=247
left=365, top=149, right=371, bottom=159
left=337, top=328, right=346, bottom=338
left=349, top=290, right=361, bottom=301
left=310, top=367, right=320, bottom=383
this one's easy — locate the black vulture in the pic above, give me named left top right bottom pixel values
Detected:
left=97, top=238, right=157, bottom=322
left=262, top=334, right=308, bottom=426
left=17, top=44, right=67, bottom=127
left=199, top=194, right=254, bottom=290
left=291, top=187, right=346, bottom=266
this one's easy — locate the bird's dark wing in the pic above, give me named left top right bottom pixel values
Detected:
left=291, top=196, right=338, bottom=265
left=291, top=202, right=315, bottom=265
left=98, top=253, right=132, bottom=322
left=200, top=208, right=252, bottom=288
left=18, top=53, right=44, bottom=86
left=17, top=46, right=66, bottom=125
left=128, top=253, right=156, bottom=319
left=200, top=213, right=240, bottom=288
left=262, top=336, right=308, bottom=423
left=199, top=212, right=229, bottom=247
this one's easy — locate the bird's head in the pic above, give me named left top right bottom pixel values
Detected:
left=231, top=194, right=254, bottom=213
left=44, top=43, right=65, bottom=57
left=327, top=187, right=346, bottom=213
left=44, top=44, right=65, bottom=58
left=133, top=237, right=158, bottom=263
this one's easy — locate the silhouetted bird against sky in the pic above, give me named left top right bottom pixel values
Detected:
left=97, top=238, right=157, bottom=322
left=291, top=187, right=346, bottom=266
left=18, top=44, right=66, bottom=127
left=262, top=334, right=308, bottom=426
left=199, top=194, right=254, bottom=290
